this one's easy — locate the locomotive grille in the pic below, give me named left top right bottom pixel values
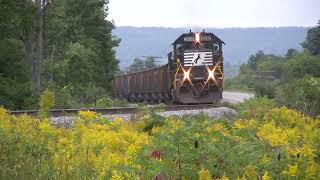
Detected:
left=191, top=66, right=205, bottom=80
left=183, top=51, right=213, bottom=66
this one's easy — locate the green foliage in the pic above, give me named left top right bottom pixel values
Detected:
left=94, top=97, right=128, bottom=108
left=302, top=20, right=320, bottom=56
left=285, top=48, right=299, bottom=59
left=277, top=76, right=320, bottom=116
left=0, top=0, right=36, bottom=39
left=128, top=57, right=158, bottom=72
left=129, top=58, right=145, bottom=71
left=142, top=113, right=166, bottom=134
left=224, top=77, right=253, bottom=92
left=144, top=57, right=157, bottom=69
left=39, top=90, right=55, bottom=118
left=226, top=22, right=320, bottom=116
left=254, top=80, right=280, bottom=98
left=247, top=50, right=265, bottom=71
left=236, top=97, right=276, bottom=119
left=42, top=0, right=119, bottom=106
left=0, top=39, right=36, bottom=110
left=282, top=52, right=320, bottom=79
left=0, top=77, right=36, bottom=110
left=53, top=86, right=76, bottom=109
left=0, top=0, right=119, bottom=109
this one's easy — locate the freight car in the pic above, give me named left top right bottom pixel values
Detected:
left=113, top=30, right=224, bottom=104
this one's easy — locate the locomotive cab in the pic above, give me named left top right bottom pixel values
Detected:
left=169, top=30, right=225, bottom=104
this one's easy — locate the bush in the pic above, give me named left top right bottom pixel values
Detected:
left=94, top=97, right=128, bottom=108
left=277, top=76, right=320, bottom=116
left=54, top=86, right=77, bottom=109
left=254, top=80, right=280, bottom=98
left=39, top=89, right=55, bottom=118
left=282, top=52, right=320, bottom=79
left=236, top=97, right=276, bottom=119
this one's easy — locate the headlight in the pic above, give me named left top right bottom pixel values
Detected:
left=184, top=71, right=190, bottom=79
left=208, top=70, right=214, bottom=79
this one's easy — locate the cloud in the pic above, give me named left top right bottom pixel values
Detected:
left=107, top=0, right=320, bottom=27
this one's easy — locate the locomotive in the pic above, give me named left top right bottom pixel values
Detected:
left=113, top=30, right=224, bottom=104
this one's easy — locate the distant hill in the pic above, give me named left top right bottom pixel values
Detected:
left=113, top=27, right=308, bottom=68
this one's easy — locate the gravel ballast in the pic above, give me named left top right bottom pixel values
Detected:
left=50, top=107, right=237, bottom=127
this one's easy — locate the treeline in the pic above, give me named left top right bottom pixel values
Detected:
left=126, top=57, right=158, bottom=72
left=0, top=0, right=119, bottom=110
left=225, top=20, right=320, bottom=116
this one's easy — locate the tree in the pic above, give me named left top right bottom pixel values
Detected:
left=302, top=20, right=320, bottom=56
left=0, top=39, right=36, bottom=110
left=129, top=58, right=145, bottom=71
left=60, top=0, right=119, bottom=89
left=0, top=0, right=119, bottom=109
left=247, top=50, right=264, bottom=71
left=0, top=1, right=37, bottom=109
left=285, top=48, right=298, bottom=59
left=144, top=57, right=157, bottom=69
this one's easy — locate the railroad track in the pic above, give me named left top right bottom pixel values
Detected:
left=9, top=104, right=219, bottom=117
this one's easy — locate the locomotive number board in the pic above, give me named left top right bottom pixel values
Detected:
left=184, top=36, right=212, bottom=42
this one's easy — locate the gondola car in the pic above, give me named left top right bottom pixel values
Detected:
left=113, top=30, right=224, bottom=104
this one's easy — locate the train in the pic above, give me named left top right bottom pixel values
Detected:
left=112, top=30, right=224, bottom=104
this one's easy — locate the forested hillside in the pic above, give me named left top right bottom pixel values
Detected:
left=0, top=0, right=119, bottom=110
left=113, top=27, right=308, bottom=68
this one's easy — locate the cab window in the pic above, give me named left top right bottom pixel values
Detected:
left=213, top=43, right=220, bottom=55
left=176, top=44, right=182, bottom=55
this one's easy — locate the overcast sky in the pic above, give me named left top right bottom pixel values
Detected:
left=107, top=0, right=319, bottom=28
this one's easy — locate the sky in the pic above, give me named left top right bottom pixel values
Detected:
left=107, top=0, right=320, bottom=28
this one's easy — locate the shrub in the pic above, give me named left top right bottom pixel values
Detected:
left=94, top=97, right=128, bottom=108
left=39, top=89, right=55, bottom=118
left=277, top=76, right=320, bottom=116
left=236, top=97, right=276, bottom=119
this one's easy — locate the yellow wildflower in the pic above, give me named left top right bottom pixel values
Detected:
left=111, top=170, right=123, bottom=180
left=234, top=120, right=246, bottom=129
left=257, top=121, right=288, bottom=146
left=235, top=176, right=246, bottom=180
left=79, top=110, right=100, bottom=119
left=262, top=171, right=271, bottom=180
left=282, top=164, right=298, bottom=177
left=260, top=153, right=271, bottom=164
left=168, top=119, right=184, bottom=133
left=288, top=164, right=298, bottom=176
left=244, top=165, right=257, bottom=178
left=152, top=126, right=163, bottom=134
left=220, top=174, right=230, bottom=180
left=199, top=168, right=211, bottom=180
left=300, top=144, right=316, bottom=159
left=207, top=123, right=229, bottom=136
left=306, top=161, right=318, bottom=177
